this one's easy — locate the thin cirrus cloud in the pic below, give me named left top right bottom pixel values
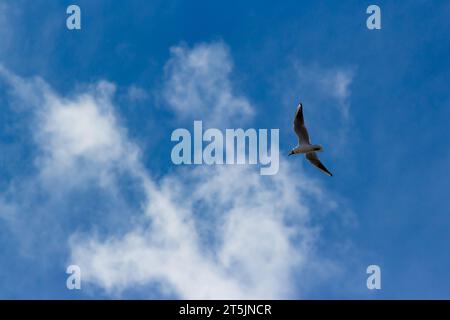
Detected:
left=0, top=42, right=345, bottom=299
left=162, top=41, right=254, bottom=127
left=275, top=60, right=355, bottom=155
left=291, top=61, right=354, bottom=121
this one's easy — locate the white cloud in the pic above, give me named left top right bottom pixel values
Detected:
left=127, top=85, right=149, bottom=102
left=0, top=43, right=345, bottom=298
left=291, top=62, right=354, bottom=121
left=162, top=41, right=253, bottom=126
left=69, top=162, right=325, bottom=299
left=34, top=82, right=140, bottom=187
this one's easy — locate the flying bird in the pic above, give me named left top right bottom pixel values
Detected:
left=288, top=102, right=333, bottom=176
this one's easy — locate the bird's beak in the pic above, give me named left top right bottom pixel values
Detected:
left=288, top=151, right=294, bottom=156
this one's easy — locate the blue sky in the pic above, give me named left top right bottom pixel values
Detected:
left=0, top=0, right=449, bottom=299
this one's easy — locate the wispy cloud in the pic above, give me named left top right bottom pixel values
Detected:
left=275, top=61, right=355, bottom=153
left=127, top=85, right=149, bottom=102
left=162, top=41, right=253, bottom=127
left=70, top=163, right=326, bottom=299
left=0, top=42, right=346, bottom=299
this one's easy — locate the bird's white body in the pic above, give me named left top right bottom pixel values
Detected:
left=292, top=144, right=323, bottom=154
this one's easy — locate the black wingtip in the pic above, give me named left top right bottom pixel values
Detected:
left=318, top=163, right=333, bottom=177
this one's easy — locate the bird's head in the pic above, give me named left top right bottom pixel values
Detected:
left=288, top=150, right=295, bottom=156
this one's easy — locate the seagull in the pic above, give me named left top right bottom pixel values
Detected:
left=288, top=102, right=333, bottom=176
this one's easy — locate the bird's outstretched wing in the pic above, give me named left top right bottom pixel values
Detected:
left=293, top=103, right=311, bottom=145
left=306, top=152, right=333, bottom=176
